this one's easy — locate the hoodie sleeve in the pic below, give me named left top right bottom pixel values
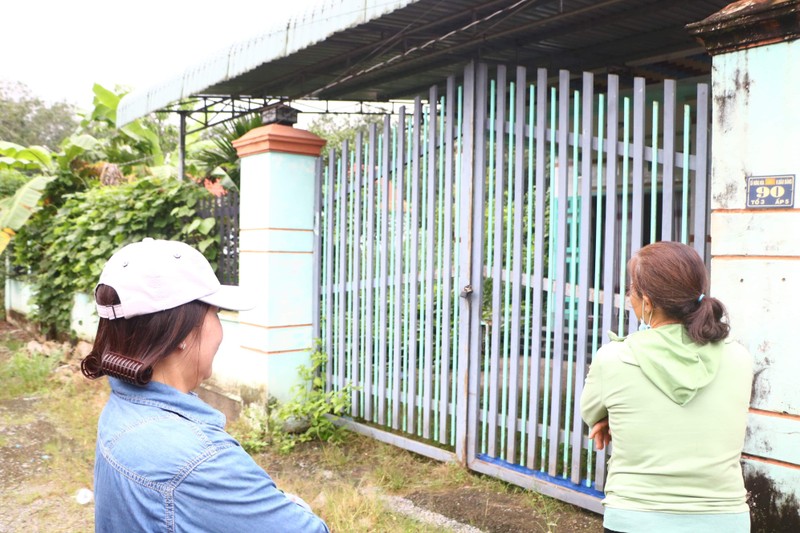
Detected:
left=581, top=347, right=608, bottom=426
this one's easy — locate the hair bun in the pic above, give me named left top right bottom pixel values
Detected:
left=100, top=352, right=153, bottom=386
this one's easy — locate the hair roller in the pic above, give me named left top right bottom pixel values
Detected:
left=100, top=352, right=153, bottom=386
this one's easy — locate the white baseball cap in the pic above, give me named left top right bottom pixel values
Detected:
left=96, top=238, right=255, bottom=320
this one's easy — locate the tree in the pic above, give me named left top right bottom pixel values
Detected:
left=307, top=113, right=385, bottom=163
left=0, top=81, right=78, bottom=150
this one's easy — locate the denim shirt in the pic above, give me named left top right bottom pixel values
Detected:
left=94, top=377, right=330, bottom=533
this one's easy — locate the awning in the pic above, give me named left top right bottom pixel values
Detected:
left=118, top=0, right=730, bottom=128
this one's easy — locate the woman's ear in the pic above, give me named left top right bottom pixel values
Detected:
left=642, top=294, right=653, bottom=314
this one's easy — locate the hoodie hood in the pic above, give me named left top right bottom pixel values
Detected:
left=621, top=324, right=724, bottom=406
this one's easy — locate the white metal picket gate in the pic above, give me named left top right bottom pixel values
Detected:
left=312, top=61, right=710, bottom=513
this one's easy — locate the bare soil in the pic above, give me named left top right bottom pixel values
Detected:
left=0, top=321, right=602, bottom=532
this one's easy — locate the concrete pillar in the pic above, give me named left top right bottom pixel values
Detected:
left=221, top=124, right=326, bottom=403
left=689, top=1, right=800, bottom=529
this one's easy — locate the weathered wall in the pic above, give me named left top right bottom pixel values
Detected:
left=709, top=39, right=800, bottom=529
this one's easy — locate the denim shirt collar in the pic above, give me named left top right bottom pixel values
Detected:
left=108, top=377, right=226, bottom=428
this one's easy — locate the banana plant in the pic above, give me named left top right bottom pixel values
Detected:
left=0, top=174, right=55, bottom=253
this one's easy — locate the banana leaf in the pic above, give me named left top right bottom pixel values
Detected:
left=0, top=175, right=56, bottom=254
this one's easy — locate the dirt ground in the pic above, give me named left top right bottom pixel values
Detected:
left=0, top=321, right=602, bottom=532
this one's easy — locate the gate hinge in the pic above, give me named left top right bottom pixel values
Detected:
left=460, top=285, right=473, bottom=299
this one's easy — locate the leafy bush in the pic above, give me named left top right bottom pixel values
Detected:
left=12, top=176, right=216, bottom=337
left=270, top=345, right=353, bottom=453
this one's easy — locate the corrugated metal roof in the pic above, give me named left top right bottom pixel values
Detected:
left=118, top=0, right=417, bottom=126
left=118, top=0, right=730, bottom=127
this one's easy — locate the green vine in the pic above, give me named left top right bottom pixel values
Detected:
left=12, top=176, right=216, bottom=338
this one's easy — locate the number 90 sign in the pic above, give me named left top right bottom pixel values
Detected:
left=746, top=175, right=795, bottom=208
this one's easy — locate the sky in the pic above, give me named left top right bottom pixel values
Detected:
left=1, top=0, right=320, bottom=110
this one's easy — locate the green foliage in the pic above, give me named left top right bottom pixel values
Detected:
left=308, top=114, right=385, bottom=164
left=0, top=169, right=28, bottom=197
left=0, top=349, right=61, bottom=400
left=0, top=81, right=78, bottom=151
left=12, top=176, right=216, bottom=338
left=229, top=404, right=271, bottom=455
left=0, top=141, right=54, bottom=173
left=193, top=113, right=263, bottom=189
left=0, top=175, right=55, bottom=231
left=75, top=84, right=173, bottom=173
left=270, top=345, right=353, bottom=453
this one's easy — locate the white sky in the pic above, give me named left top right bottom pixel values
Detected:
left=1, top=0, right=320, bottom=110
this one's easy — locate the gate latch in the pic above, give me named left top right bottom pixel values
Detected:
left=460, top=285, right=473, bottom=299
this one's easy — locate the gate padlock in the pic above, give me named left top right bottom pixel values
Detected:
left=460, top=285, right=473, bottom=299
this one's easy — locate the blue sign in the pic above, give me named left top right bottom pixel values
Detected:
left=746, top=175, right=795, bottom=208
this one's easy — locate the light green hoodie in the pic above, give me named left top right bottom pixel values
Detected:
left=581, top=324, right=752, bottom=515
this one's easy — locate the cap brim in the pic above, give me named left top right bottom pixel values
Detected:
left=198, top=285, right=257, bottom=312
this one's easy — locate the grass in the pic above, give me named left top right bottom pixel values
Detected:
left=0, top=349, right=61, bottom=399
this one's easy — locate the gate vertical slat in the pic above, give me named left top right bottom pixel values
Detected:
left=631, top=77, right=646, bottom=256
left=312, top=159, right=322, bottom=343
left=417, top=104, right=428, bottom=435
left=347, top=147, right=355, bottom=393
left=500, top=79, right=515, bottom=460
left=541, top=85, right=557, bottom=471
left=325, top=152, right=335, bottom=393
left=563, top=89, right=579, bottom=477
left=629, top=77, right=646, bottom=332
left=439, top=76, right=456, bottom=445
left=481, top=78, right=496, bottom=456
left=378, top=116, right=391, bottom=425
left=506, top=66, right=527, bottom=464
left=693, top=84, right=709, bottom=261
left=423, top=87, right=438, bottom=439
left=572, top=72, right=594, bottom=485
left=662, top=80, right=677, bottom=242
left=526, top=68, right=548, bottom=471
left=587, top=92, right=605, bottom=487
left=548, top=70, right=571, bottom=477
left=450, top=85, right=464, bottom=446
left=454, top=63, right=475, bottom=462
left=488, top=65, right=507, bottom=458
left=391, top=109, right=406, bottom=430
left=681, top=106, right=691, bottom=245
left=433, top=94, right=446, bottom=438
left=597, top=73, right=620, bottom=489
left=467, top=62, right=489, bottom=464
left=351, top=136, right=363, bottom=416
left=402, top=120, right=413, bottom=432
left=364, top=125, right=376, bottom=421
left=618, top=97, right=631, bottom=336
left=455, top=62, right=476, bottom=463
left=519, top=82, right=536, bottom=468
left=338, top=142, right=349, bottom=392
left=650, top=101, right=660, bottom=245
left=407, top=98, right=422, bottom=435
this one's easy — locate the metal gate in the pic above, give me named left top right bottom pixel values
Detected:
left=312, top=62, right=709, bottom=513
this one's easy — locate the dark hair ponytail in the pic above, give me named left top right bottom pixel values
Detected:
left=631, top=241, right=730, bottom=345
left=683, top=294, right=730, bottom=345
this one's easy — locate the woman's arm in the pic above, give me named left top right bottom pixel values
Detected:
left=174, top=443, right=330, bottom=533
left=580, top=352, right=608, bottom=427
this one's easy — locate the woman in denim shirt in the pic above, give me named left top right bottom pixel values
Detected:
left=81, top=238, right=330, bottom=533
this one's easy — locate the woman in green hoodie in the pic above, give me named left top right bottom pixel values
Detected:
left=581, top=241, right=753, bottom=533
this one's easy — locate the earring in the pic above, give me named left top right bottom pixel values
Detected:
left=179, top=342, right=186, bottom=350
